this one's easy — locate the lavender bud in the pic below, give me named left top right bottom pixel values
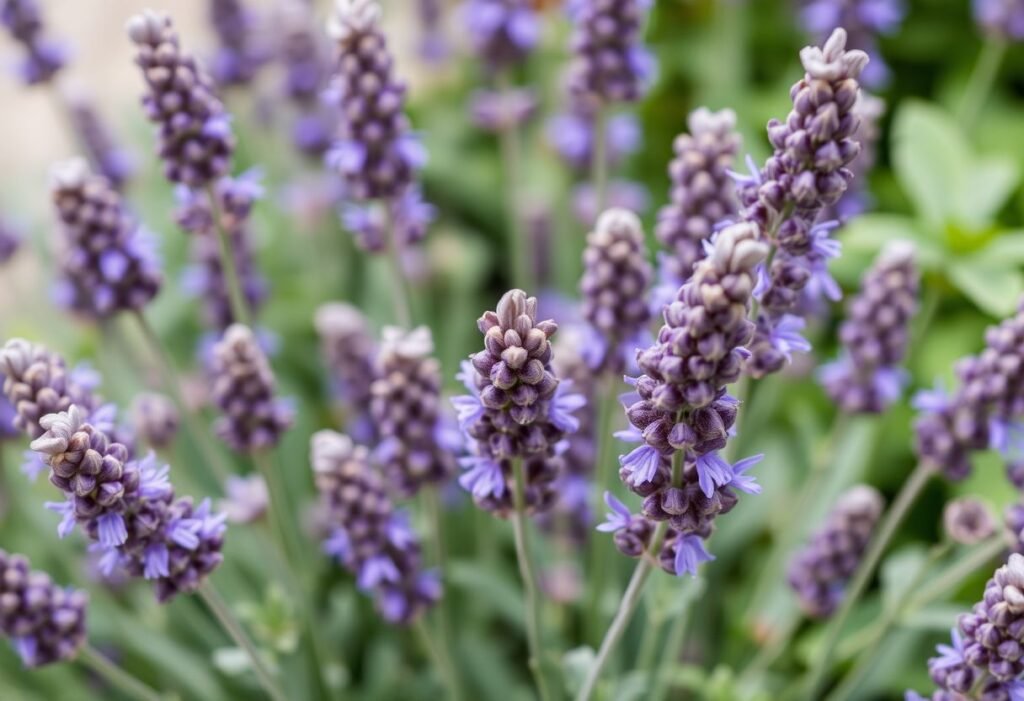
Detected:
left=566, top=0, right=653, bottom=105
left=0, top=550, right=86, bottom=667
left=278, top=1, right=334, bottom=157
left=130, top=393, right=179, bottom=449
left=799, top=0, right=906, bottom=88
left=209, top=325, right=293, bottom=453
left=208, top=0, right=268, bottom=86
left=656, top=108, right=741, bottom=283
left=788, top=485, right=884, bottom=618
left=127, top=10, right=235, bottom=187
left=944, top=498, right=996, bottom=545
left=50, top=159, right=161, bottom=319
left=315, top=302, right=378, bottom=443
left=0, top=0, right=66, bottom=85
left=64, top=93, right=135, bottom=190
left=462, top=0, right=539, bottom=71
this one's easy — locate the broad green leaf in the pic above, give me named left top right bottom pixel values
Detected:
left=561, top=646, right=596, bottom=697
left=902, top=605, right=964, bottom=632
left=840, top=214, right=945, bottom=271
left=880, top=545, right=929, bottom=612
left=970, top=231, right=1024, bottom=265
left=947, top=258, right=1024, bottom=317
left=959, top=158, right=1021, bottom=229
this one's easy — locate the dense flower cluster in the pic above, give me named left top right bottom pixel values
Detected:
left=66, top=94, right=135, bottom=190
left=908, top=554, right=1024, bottom=699
left=787, top=485, right=884, bottom=618
left=799, top=0, right=905, bottom=87
left=209, top=324, right=293, bottom=453
left=177, top=173, right=267, bottom=329
left=340, top=187, right=435, bottom=252
left=0, top=0, right=66, bottom=84
left=130, top=393, right=179, bottom=450
left=973, top=0, right=1024, bottom=40
left=914, top=300, right=1024, bottom=481
left=208, top=0, right=267, bottom=86
left=0, top=550, right=86, bottom=668
left=580, top=208, right=652, bottom=373
left=462, top=0, right=538, bottom=71
left=831, top=92, right=884, bottom=220
left=604, top=222, right=767, bottom=576
left=326, top=0, right=424, bottom=201
left=452, top=289, right=584, bottom=516
left=127, top=10, right=235, bottom=187
left=737, top=28, right=868, bottom=378
left=315, top=302, right=378, bottom=443
left=655, top=108, right=741, bottom=285
left=28, top=405, right=226, bottom=603
left=279, top=2, right=334, bottom=157
left=50, top=159, right=162, bottom=319
left=311, top=430, right=440, bottom=624
left=819, top=241, right=918, bottom=414
left=566, top=0, right=653, bottom=105
left=370, top=327, right=456, bottom=497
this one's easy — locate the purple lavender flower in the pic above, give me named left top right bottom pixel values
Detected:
left=943, top=497, right=995, bottom=545
left=208, top=0, right=268, bottom=86
left=278, top=2, right=334, bottom=157
left=452, top=289, right=585, bottom=516
left=340, top=186, right=434, bottom=253
left=130, top=393, right=179, bottom=450
left=177, top=174, right=267, bottom=329
left=0, top=549, right=86, bottom=667
left=788, top=485, right=884, bottom=618
left=326, top=0, right=424, bottom=201
left=311, top=430, right=439, bottom=624
left=612, top=222, right=768, bottom=575
left=580, top=208, right=653, bottom=373
left=566, top=0, right=654, bottom=105
left=819, top=241, right=918, bottom=414
left=0, top=0, right=66, bottom=85
left=470, top=88, right=538, bottom=133
left=314, top=302, right=378, bottom=443
left=127, top=10, right=235, bottom=187
left=370, top=327, right=456, bottom=497
left=462, top=0, right=539, bottom=71
left=800, top=0, right=906, bottom=87
left=62, top=93, right=135, bottom=191
left=656, top=107, right=741, bottom=285
left=209, top=324, right=293, bottom=453
left=0, top=214, right=21, bottom=265
left=50, top=159, right=162, bottom=319
left=914, top=300, right=1024, bottom=481
left=572, top=180, right=649, bottom=226
left=547, top=97, right=641, bottom=173
left=974, top=0, right=1024, bottom=40
left=218, top=474, right=268, bottom=524
left=417, top=0, right=448, bottom=62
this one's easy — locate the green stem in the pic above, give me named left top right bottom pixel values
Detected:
left=422, top=487, right=465, bottom=701
left=957, top=36, right=1008, bottom=132
left=132, top=312, right=232, bottom=486
left=648, top=579, right=698, bottom=701
left=908, top=535, right=1005, bottom=611
left=414, top=616, right=464, bottom=701
left=199, top=582, right=288, bottom=701
left=591, top=107, right=608, bottom=218
left=806, top=463, right=934, bottom=698
left=205, top=184, right=252, bottom=327
left=510, top=458, right=554, bottom=701
left=79, top=643, right=165, bottom=701
left=383, top=203, right=413, bottom=327
left=497, top=72, right=532, bottom=292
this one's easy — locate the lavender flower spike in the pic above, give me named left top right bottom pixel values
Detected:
left=462, top=0, right=539, bottom=72
left=580, top=208, right=653, bottom=373
left=50, top=158, right=161, bottom=319
left=370, top=327, right=456, bottom=497
left=655, top=107, right=741, bottom=284
left=973, top=0, right=1024, bottom=40
left=315, top=302, right=378, bottom=443
left=0, top=0, right=67, bottom=85
left=210, top=325, right=293, bottom=453
left=788, top=485, right=884, bottom=618
left=130, top=392, right=179, bottom=450
left=311, top=430, right=439, bottom=623
left=127, top=10, right=235, bottom=187
left=65, top=92, right=136, bottom=190
left=453, top=289, right=585, bottom=516
left=800, top=0, right=906, bottom=87
left=566, top=0, right=654, bottom=105
left=819, top=241, right=918, bottom=414
left=0, top=549, right=87, bottom=667
left=326, top=0, right=423, bottom=201
left=208, top=0, right=268, bottom=87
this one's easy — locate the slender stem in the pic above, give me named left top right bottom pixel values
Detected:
left=414, top=615, right=464, bottom=701
left=576, top=522, right=668, bottom=701
left=383, top=203, right=413, bottom=327
left=591, top=107, right=608, bottom=219
left=806, top=463, right=934, bottom=697
left=205, top=184, right=252, bottom=327
left=908, top=535, right=1005, bottom=610
left=497, top=72, right=533, bottom=292
left=510, top=458, right=554, bottom=701
left=648, top=578, right=698, bottom=701
left=421, top=487, right=465, bottom=701
left=132, top=312, right=232, bottom=486
left=199, top=582, right=287, bottom=701
left=78, top=643, right=165, bottom=701
left=585, top=373, right=620, bottom=644
left=958, top=36, right=1008, bottom=132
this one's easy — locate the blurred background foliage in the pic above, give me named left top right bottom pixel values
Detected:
left=0, top=0, right=1023, bottom=699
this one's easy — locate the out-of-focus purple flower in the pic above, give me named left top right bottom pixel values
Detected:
left=314, top=302, right=378, bottom=444
left=50, top=159, right=161, bottom=319
left=64, top=92, right=135, bottom=191
left=452, top=289, right=585, bottom=516
left=417, top=0, right=448, bottom=62
left=341, top=186, right=434, bottom=253
left=207, top=0, right=269, bottom=86
left=127, top=10, right=235, bottom=187
left=0, top=0, right=67, bottom=85
left=218, top=474, right=268, bottom=524
left=209, top=324, right=293, bottom=453
left=0, top=549, right=86, bottom=667
left=572, top=180, right=648, bottom=226
left=566, top=0, right=654, bottom=105
left=800, top=0, right=905, bottom=87
left=788, top=485, right=883, bottom=618
left=278, top=2, right=336, bottom=158
left=547, top=100, right=641, bottom=173
left=130, top=393, right=179, bottom=450
left=819, top=241, right=918, bottom=414
left=973, top=0, right=1024, bottom=40
left=470, top=88, right=537, bottom=133
left=311, top=429, right=439, bottom=624
left=0, top=214, right=21, bottom=265
left=462, top=0, right=538, bottom=71
left=943, top=497, right=995, bottom=545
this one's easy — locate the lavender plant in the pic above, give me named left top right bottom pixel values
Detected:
left=207, top=0, right=267, bottom=87
left=0, top=0, right=66, bottom=85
